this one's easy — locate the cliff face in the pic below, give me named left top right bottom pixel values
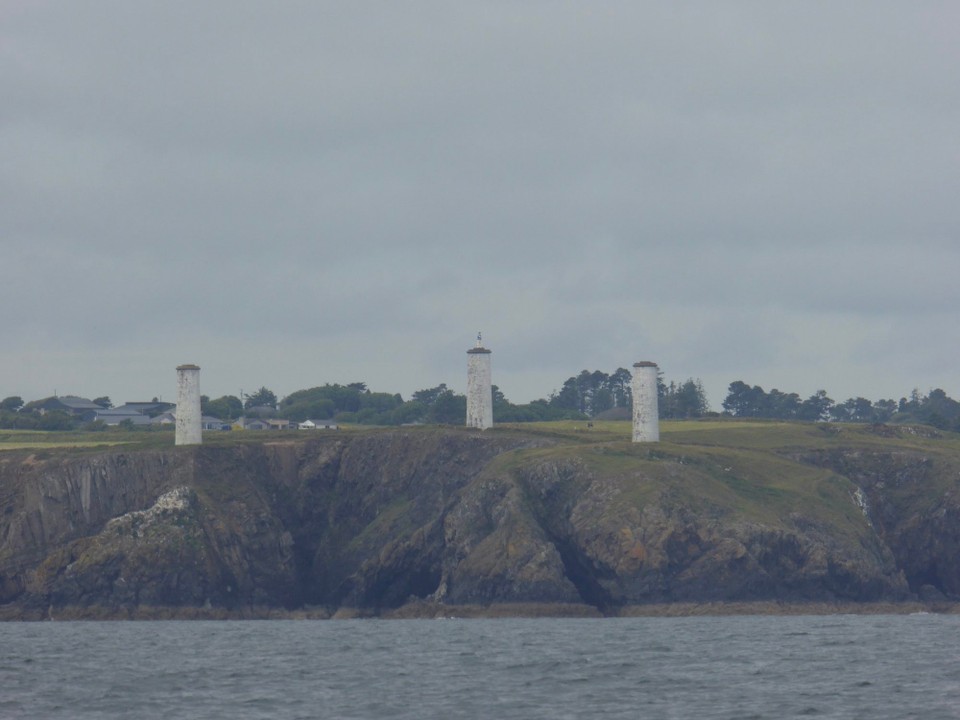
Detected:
left=794, top=443, right=960, bottom=600
left=2, top=424, right=958, bottom=617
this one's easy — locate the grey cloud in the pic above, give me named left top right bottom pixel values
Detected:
left=2, top=2, right=958, bottom=407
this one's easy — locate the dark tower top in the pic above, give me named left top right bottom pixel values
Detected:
left=633, top=361, right=658, bottom=368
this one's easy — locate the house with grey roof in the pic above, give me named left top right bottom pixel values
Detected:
left=231, top=416, right=293, bottom=431
left=147, top=410, right=226, bottom=430
left=117, top=401, right=175, bottom=417
left=32, top=396, right=105, bottom=416
left=202, top=416, right=228, bottom=430
left=89, top=407, right=154, bottom=426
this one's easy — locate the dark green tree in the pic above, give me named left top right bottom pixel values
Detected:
left=916, top=388, right=960, bottom=429
left=0, top=396, right=24, bottom=412
left=831, top=397, right=874, bottom=423
left=358, top=392, right=403, bottom=414
left=430, top=389, right=466, bottom=424
left=675, top=379, right=708, bottom=418
left=872, top=399, right=898, bottom=423
left=722, top=381, right=768, bottom=417
left=766, top=389, right=801, bottom=420
left=550, top=377, right=581, bottom=412
left=412, top=384, right=451, bottom=406
left=206, top=395, right=244, bottom=420
left=592, top=387, right=615, bottom=415
left=608, top=368, right=633, bottom=408
left=244, top=387, right=277, bottom=409
left=391, top=401, right=428, bottom=425
left=35, top=410, right=76, bottom=431
left=550, top=370, right=625, bottom=417
left=797, top=390, right=833, bottom=421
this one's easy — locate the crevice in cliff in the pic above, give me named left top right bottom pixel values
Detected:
left=549, top=534, right=613, bottom=613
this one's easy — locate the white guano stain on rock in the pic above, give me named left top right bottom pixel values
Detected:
left=105, top=486, right=194, bottom=538
left=852, top=486, right=871, bottom=524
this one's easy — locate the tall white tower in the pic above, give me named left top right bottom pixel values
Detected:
left=466, top=333, right=493, bottom=430
left=631, top=361, right=659, bottom=443
left=175, top=364, right=202, bottom=446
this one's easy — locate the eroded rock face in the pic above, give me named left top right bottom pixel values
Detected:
left=793, top=448, right=960, bottom=598
left=1, top=428, right=957, bottom=617
left=463, top=458, right=907, bottom=606
left=1, top=449, right=299, bottom=611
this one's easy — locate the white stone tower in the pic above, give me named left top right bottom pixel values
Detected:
left=631, top=361, right=659, bottom=443
left=466, top=333, right=493, bottom=430
left=175, top=364, right=202, bottom=446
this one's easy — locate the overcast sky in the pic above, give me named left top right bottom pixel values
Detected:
left=2, top=2, right=958, bottom=410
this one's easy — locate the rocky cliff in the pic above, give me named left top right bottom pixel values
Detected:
left=2, top=422, right=959, bottom=618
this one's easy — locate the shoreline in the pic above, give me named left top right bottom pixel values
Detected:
left=3, top=599, right=958, bottom=621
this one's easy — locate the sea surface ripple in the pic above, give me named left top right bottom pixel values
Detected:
left=1, top=614, right=959, bottom=719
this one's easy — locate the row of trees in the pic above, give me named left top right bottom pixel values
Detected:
left=206, top=381, right=585, bottom=426
left=207, top=369, right=710, bottom=426
left=0, top=395, right=96, bottom=430
left=548, top=369, right=633, bottom=417
left=5, top=374, right=960, bottom=431
left=0, top=408, right=79, bottom=431
left=0, top=371, right=729, bottom=430
left=658, top=379, right=710, bottom=419
left=721, top=382, right=960, bottom=431
left=545, top=370, right=710, bottom=420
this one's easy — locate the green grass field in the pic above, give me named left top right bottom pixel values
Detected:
left=3, top=417, right=959, bottom=462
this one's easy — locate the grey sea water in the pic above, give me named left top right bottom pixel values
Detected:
left=2, top=614, right=959, bottom=719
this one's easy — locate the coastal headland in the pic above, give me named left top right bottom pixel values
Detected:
left=2, top=421, right=959, bottom=619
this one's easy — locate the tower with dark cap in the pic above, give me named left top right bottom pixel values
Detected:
left=631, top=361, right=659, bottom=442
left=466, top=333, right=493, bottom=430
left=175, top=364, right=202, bottom=445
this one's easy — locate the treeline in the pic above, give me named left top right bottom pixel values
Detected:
left=238, top=381, right=586, bottom=426
left=0, top=367, right=708, bottom=431
left=544, top=369, right=709, bottom=420
left=205, top=368, right=710, bottom=426
left=722, top=381, right=960, bottom=431
left=6, top=373, right=959, bottom=431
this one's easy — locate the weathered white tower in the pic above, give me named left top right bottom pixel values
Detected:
left=631, top=361, right=659, bottom=443
left=466, top=333, right=493, bottom=430
left=175, top=364, right=202, bottom=446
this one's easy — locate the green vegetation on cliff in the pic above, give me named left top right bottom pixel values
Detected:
left=2, top=419, right=960, bottom=618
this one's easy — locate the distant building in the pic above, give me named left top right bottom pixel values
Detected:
left=33, top=396, right=105, bottom=416
left=201, top=416, right=228, bottom=431
left=299, top=419, right=339, bottom=430
left=232, top=417, right=293, bottom=431
left=118, top=401, right=175, bottom=417
left=88, top=407, right=154, bottom=426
